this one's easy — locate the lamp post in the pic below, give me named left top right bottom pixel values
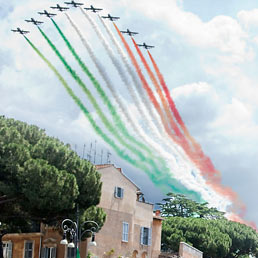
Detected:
left=60, top=215, right=99, bottom=257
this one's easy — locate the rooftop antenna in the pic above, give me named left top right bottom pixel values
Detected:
left=100, top=149, right=103, bottom=164
left=87, top=142, right=93, bottom=162
left=82, top=144, right=86, bottom=159
left=107, top=150, right=112, bottom=164
left=93, top=140, right=97, bottom=164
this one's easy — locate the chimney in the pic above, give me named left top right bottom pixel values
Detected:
left=155, top=210, right=161, bottom=216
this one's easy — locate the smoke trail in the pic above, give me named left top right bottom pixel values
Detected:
left=37, top=26, right=157, bottom=171
left=65, top=13, right=161, bottom=162
left=83, top=10, right=159, bottom=131
left=148, top=50, right=196, bottom=145
left=25, top=36, right=251, bottom=227
left=105, top=22, right=223, bottom=204
left=112, top=24, right=247, bottom=215
left=72, top=11, right=171, bottom=171
left=61, top=16, right=201, bottom=194
left=99, top=18, right=216, bottom=198
left=84, top=16, right=223, bottom=205
left=99, top=17, right=184, bottom=153
left=113, top=23, right=186, bottom=149
left=147, top=51, right=244, bottom=208
left=24, top=36, right=166, bottom=186
left=38, top=26, right=186, bottom=194
left=132, top=37, right=190, bottom=146
left=113, top=24, right=170, bottom=127
left=37, top=28, right=205, bottom=201
left=98, top=16, right=169, bottom=137
left=50, top=19, right=154, bottom=157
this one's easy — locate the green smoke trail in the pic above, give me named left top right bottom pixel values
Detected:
left=51, top=19, right=155, bottom=157
left=24, top=36, right=202, bottom=200
left=37, top=27, right=160, bottom=171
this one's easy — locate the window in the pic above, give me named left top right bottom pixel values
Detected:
left=122, top=222, right=129, bottom=242
left=114, top=186, right=124, bottom=198
left=24, top=241, right=34, bottom=258
left=3, top=241, right=12, bottom=258
left=41, top=247, right=56, bottom=258
left=140, top=227, right=152, bottom=246
left=67, top=247, right=76, bottom=258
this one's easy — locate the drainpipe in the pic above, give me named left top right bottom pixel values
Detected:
left=38, top=235, right=42, bottom=258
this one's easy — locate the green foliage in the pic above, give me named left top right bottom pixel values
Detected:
left=0, top=116, right=105, bottom=232
left=160, top=193, right=258, bottom=258
left=158, top=192, right=225, bottom=219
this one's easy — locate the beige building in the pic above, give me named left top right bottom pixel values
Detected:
left=89, top=164, right=162, bottom=258
left=2, top=164, right=162, bottom=258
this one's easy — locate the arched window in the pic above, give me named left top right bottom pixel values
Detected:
left=132, top=250, right=138, bottom=258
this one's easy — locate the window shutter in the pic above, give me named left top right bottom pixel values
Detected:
left=41, top=247, right=45, bottom=258
left=148, top=228, right=152, bottom=246
left=140, top=227, right=144, bottom=245
left=114, top=186, right=118, bottom=197
left=51, top=247, right=57, bottom=258
left=7, top=242, right=12, bottom=258
left=121, top=188, right=124, bottom=198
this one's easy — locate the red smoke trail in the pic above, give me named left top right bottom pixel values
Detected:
left=228, top=213, right=257, bottom=231
left=113, top=23, right=174, bottom=138
left=147, top=50, right=246, bottom=216
left=148, top=50, right=199, bottom=150
left=132, top=37, right=187, bottom=144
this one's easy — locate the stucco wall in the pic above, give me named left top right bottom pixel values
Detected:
left=88, top=165, right=160, bottom=258
left=179, top=242, right=203, bottom=258
left=3, top=233, right=42, bottom=258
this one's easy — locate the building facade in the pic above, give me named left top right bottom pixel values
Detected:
left=2, top=164, right=162, bottom=258
left=88, top=164, right=162, bottom=258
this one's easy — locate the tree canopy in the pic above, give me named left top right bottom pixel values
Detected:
left=0, top=116, right=106, bottom=233
left=159, top=193, right=258, bottom=258
left=158, top=192, right=225, bottom=219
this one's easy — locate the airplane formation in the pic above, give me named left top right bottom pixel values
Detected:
left=11, top=1, right=155, bottom=49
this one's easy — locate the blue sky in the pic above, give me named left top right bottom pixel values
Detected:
left=183, top=0, right=258, bottom=21
left=1, top=0, right=258, bottom=226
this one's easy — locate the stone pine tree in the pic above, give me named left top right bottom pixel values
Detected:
left=159, top=193, right=258, bottom=258
left=0, top=116, right=106, bottom=258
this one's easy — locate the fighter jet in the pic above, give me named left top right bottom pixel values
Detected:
left=25, top=18, right=44, bottom=26
left=101, top=14, right=120, bottom=21
left=38, top=10, right=57, bottom=18
left=84, top=5, right=103, bottom=13
left=50, top=4, right=69, bottom=12
left=11, top=28, right=29, bottom=35
left=137, top=42, right=155, bottom=49
left=120, top=29, right=138, bottom=36
left=64, top=1, right=84, bottom=7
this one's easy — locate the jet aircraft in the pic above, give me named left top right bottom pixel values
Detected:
left=25, top=18, right=44, bottom=25
left=11, top=28, right=29, bottom=35
left=101, top=14, right=120, bottom=21
left=137, top=42, right=155, bottom=49
left=120, top=29, right=138, bottom=36
left=84, top=5, right=103, bottom=13
left=64, top=1, right=84, bottom=7
left=50, top=4, right=69, bottom=12
left=38, top=10, right=57, bottom=18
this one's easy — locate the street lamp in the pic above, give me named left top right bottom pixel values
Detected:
left=60, top=218, right=99, bottom=256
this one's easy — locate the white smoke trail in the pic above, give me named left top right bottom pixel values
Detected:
left=78, top=10, right=231, bottom=211
left=78, top=9, right=173, bottom=156
left=66, top=12, right=171, bottom=169
left=100, top=19, right=231, bottom=210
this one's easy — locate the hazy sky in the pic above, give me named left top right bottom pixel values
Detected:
left=1, top=0, right=258, bottom=225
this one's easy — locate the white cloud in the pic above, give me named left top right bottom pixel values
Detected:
left=237, top=9, right=258, bottom=28
left=121, top=0, right=250, bottom=62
